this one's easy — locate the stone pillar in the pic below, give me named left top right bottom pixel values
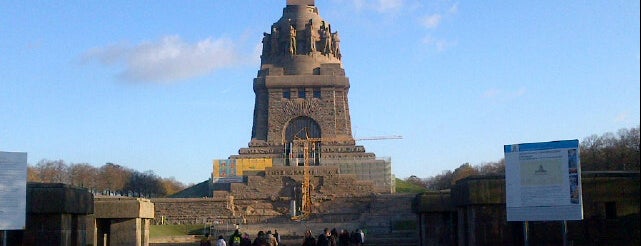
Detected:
left=18, top=183, right=94, bottom=246
left=94, top=197, right=154, bottom=246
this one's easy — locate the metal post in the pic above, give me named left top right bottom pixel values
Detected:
left=2, top=230, right=7, bottom=246
left=523, top=221, right=529, bottom=246
left=562, top=220, right=568, bottom=246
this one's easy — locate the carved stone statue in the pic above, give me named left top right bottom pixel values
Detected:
left=331, top=32, right=341, bottom=59
left=271, top=26, right=280, bottom=55
left=262, top=32, right=271, bottom=58
left=306, top=19, right=316, bottom=54
left=320, top=28, right=331, bottom=55
left=289, top=24, right=297, bottom=55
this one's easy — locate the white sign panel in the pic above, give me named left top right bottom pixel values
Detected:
left=504, top=140, right=583, bottom=221
left=0, top=151, right=27, bottom=230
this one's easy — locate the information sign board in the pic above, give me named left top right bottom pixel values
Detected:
left=0, top=152, right=27, bottom=230
left=504, top=140, right=583, bottom=221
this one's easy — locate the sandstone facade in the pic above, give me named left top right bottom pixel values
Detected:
left=225, top=0, right=394, bottom=195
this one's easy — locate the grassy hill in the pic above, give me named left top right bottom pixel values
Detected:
left=395, top=178, right=427, bottom=193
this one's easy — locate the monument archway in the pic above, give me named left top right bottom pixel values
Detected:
left=283, top=116, right=321, bottom=166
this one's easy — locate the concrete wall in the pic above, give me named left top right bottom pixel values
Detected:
left=94, top=197, right=154, bottom=246
left=413, top=172, right=640, bottom=246
left=4, top=183, right=94, bottom=246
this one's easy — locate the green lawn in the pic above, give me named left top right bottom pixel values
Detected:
left=150, top=224, right=208, bottom=238
left=395, top=178, right=427, bottom=193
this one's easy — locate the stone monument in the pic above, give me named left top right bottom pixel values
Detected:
left=229, top=0, right=394, bottom=193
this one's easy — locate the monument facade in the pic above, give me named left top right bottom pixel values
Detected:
left=226, top=0, right=394, bottom=193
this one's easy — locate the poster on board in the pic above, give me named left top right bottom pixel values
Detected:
left=0, top=151, right=27, bottom=230
left=504, top=140, right=583, bottom=221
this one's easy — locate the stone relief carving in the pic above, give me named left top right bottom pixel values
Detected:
left=283, top=99, right=320, bottom=116
left=261, top=18, right=342, bottom=59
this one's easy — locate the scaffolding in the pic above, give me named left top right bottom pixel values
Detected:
left=290, top=136, right=321, bottom=221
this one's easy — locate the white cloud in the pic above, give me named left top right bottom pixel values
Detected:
left=448, top=2, right=459, bottom=14
left=341, top=0, right=404, bottom=13
left=421, top=14, right=442, bottom=29
left=417, top=2, right=459, bottom=51
left=614, top=112, right=629, bottom=123
left=481, top=87, right=527, bottom=100
left=375, top=0, right=404, bottom=13
left=421, top=35, right=454, bottom=52
left=82, top=35, right=242, bottom=83
left=482, top=88, right=501, bottom=99
left=351, top=0, right=366, bottom=10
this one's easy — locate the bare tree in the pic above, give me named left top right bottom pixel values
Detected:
left=69, top=163, right=98, bottom=188
left=425, top=170, right=454, bottom=190
left=477, top=159, right=505, bottom=175
left=162, top=177, right=187, bottom=196
left=98, top=163, right=131, bottom=195
left=28, top=166, right=41, bottom=182
left=452, top=163, right=478, bottom=185
left=35, top=159, right=69, bottom=183
left=125, top=170, right=165, bottom=197
left=580, top=126, right=640, bottom=171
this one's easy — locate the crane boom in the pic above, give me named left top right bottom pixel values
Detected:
left=355, top=135, right=403, bottom=141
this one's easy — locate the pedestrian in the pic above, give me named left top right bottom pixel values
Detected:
left=253, top=231, right=268, bottom=246
left=329, top=228, right=338, bottom=246
left=230, top=229, right=243, bottom=246
left=216, top=235, right=227, bottom=246
left=350, top=230, right=361, bottom=246
left=273, top=229, right=281, bottom=245
left=302, top=229, right=316, bottom=246
left=201, top=233, right=212, bottom=246
left=241, top=233, right=252, bottom=246
left=338, top=230, right=350, bottom=246
left=317, top=228, right=330, bottom=246
left=266, top=230, right=278, bottom=246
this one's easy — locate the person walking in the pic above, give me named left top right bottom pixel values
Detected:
left=266, top=230, right=278, bottom=246
left=216, top=235, right=227, bottom=246
left=201, top=233, right=212, bottom=246
left=230, top=229, right=243, bottom=246
left=241, top=233, right=252, bottom=246
left=302, top=229, right=316, bottom=246
left=317, top=228, right=330, bottom=246
left=349, top=230, right=362, bottom=246
left=273, top=230, right=281, bottom=245
left=338, top=230, right=350, bottom=246
left=253, top=231, right=268, bottom=246
left=329, top=228, right=338, bottom=246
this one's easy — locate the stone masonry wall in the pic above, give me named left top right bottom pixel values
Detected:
left=152, top=198, right=235, bottom=225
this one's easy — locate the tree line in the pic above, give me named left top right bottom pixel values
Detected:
left=27, top=126, right=638, bottom=195
left=407, top=126, right=640, bottom=191
left=28, top=161, right=187, bottom=197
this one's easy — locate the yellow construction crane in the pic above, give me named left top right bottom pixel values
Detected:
left=291, top=137, right=320, bottom=221
left=290, top=133, right=402, bottom=221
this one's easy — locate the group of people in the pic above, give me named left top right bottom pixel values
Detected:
left=302, top=228, right=365, bottom=246
left=200, top=227, right=365, bottom=246
left=200, top=229, right=281, bottom=246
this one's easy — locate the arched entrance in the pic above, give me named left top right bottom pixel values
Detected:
left=283, top=116, right=321, bottom=166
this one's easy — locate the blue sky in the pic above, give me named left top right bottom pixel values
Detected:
left=1, top=0, right=639, bottom=185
